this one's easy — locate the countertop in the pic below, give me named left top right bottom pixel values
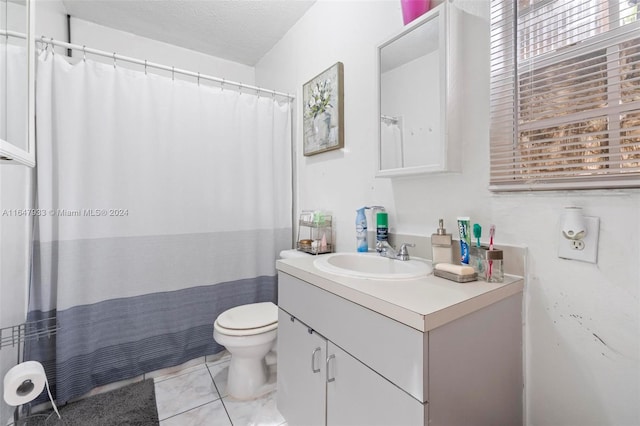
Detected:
left=276, top=255, right=524, bottom=332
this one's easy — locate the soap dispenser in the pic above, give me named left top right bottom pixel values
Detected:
left=431, top=219, right=452, bottom=266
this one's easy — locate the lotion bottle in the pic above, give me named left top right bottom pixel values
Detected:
left=431, top=219, right=452, bottom=266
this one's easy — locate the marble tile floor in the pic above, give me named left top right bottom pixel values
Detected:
left=153, top=355, right=286, bottom=426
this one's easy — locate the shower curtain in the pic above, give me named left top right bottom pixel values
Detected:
left=27, top=51, right=292, bottom=404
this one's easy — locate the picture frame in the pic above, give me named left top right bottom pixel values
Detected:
left=302, top=62, right=344, bottom=156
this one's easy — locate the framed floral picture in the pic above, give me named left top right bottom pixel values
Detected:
left=302, top=62, right=344, bottom=156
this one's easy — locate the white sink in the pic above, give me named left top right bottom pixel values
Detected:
left=313, top=252, right=432, bottom=280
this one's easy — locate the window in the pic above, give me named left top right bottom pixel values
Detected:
left=490, top=0, right=640, bottom=191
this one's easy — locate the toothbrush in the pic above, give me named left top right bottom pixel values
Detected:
left=473, top=223, right=482, bottom=273
left=473, top=224, right=482, bottom=247
left=488, top=225, right=495, bottom=279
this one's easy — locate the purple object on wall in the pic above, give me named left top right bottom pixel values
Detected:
left=401, top=0, right=431, bottom=25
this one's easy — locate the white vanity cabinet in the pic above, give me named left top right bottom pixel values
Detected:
left=276, top=311, right=327, bottom=426
left=276, top=264, right=523, bottom=426
left=277, top=306, right=424, bottom=426
left=325, top=341, right=424, bottom=426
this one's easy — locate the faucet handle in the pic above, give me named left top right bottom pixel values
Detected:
left=376, top=239, right=393, bottom=252
left=397, top=243, right=415, bottom=260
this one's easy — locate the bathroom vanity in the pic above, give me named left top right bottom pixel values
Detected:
left=276, top=255, right=524, bottom=426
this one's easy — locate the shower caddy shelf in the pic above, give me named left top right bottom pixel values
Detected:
left=0, top=318, right=58, bottom=350
left=296, top=213, right=333, bottom=255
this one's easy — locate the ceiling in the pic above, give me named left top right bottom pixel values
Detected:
left=62, top=0, right=316, bottom=66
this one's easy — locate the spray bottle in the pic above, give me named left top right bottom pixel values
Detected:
left=356, top=207, right=369, bottom=252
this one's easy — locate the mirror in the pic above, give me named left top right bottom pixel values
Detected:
left=0, top=0, right=32, bottom=165
left=377, top=5, right=450, bottom=177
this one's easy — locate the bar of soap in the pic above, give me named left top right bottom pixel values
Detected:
left=434, top=263, right=475, bottom=275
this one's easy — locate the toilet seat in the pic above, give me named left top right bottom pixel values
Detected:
left=215, top=302, right=277, bottom=337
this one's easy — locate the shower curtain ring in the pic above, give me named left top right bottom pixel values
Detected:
left=239, top=83, right=243, bottom=95
left=172, top=66, right=175, bottom=81
left=113, top=52, right=116, bottom=69
left=82, top=45, right=86, bottom=62
left=272, top=90, right=276, bottom=100
left=221, top=78, right=225, bottom=92
left=197, top=72, right=200, bottom=86
left=144, top=60, right=147, bottom=75
left=50, top=37, right=55, bottom=55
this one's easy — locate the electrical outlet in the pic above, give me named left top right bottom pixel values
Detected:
left=558, top=216, right=599, bottom=263
left=571, top=240, right=585, bottom=250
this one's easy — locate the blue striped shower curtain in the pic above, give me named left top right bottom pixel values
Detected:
left=27, top=51, right=292, bottom=404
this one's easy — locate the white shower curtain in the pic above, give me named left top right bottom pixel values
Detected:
left=28, top=51, right=292, bottom=404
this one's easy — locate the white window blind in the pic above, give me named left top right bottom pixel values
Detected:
left=490, top=0, right=640, bottom=191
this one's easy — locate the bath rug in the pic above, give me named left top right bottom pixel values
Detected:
left=22, top=379, right=159, bottom=425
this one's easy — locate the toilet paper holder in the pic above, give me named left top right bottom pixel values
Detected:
left=2, top=319, right=61, bottom=424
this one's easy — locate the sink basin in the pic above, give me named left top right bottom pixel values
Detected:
left=313, top=252, right=432, bottom=280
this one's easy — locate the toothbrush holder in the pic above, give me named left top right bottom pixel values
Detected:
left=469, top=246, right=504, bottom=283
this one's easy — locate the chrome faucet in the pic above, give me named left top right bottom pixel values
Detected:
left=376, top=241, right=415, bottom=261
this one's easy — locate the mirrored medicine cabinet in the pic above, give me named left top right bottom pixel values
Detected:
left=376, top=2, right=461, bottom=178
left=0, top=0, right=34, bottom=167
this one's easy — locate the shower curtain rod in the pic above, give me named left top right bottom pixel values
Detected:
left=1, top=29, right=26, bottom=40
left=35, top=35, right=295, bottom=100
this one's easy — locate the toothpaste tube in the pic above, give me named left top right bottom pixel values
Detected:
left=457, top=217, right=471, bottom=265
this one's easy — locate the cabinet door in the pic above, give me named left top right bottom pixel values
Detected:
left=326, top=342, right=425, bottom=426
left=277, top=308, right=327, bottom=426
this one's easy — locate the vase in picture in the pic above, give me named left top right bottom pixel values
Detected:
left=314, top=111, right=331, bottom=146
left=401, top=0, right=431, bottom=25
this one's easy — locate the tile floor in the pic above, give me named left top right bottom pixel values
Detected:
left=153, top=355, right=286, bottom=426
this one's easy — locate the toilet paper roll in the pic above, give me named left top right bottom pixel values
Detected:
left=3, top=361, right=47, bottom=406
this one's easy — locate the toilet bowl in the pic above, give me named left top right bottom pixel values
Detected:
left=213, top=301, right=277, bottom=400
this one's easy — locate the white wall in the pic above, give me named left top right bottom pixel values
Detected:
left=68, top=19, right=255, bottom=85
left=35, top=0, right=255, bottom=85
left=255, top=1, right=640, bottom=425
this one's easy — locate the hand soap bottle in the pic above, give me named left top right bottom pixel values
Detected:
left=356, top=207, right=369, bottom=252
left=431, top=219, right=452, bottom=266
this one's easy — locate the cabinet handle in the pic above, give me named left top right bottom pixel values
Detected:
left=311, top=347, right=321, bottom=373
left=326, top=354, right=336, bottom=383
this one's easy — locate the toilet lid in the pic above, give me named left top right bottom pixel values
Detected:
left=217, top=302, right=277, bottom=330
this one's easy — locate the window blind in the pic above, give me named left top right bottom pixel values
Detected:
left=490, top=0, right=640, bottom=191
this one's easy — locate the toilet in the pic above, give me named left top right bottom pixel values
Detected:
left=213, top=250, right=308, bottom=400
left=213, top=301, right=278, bottom=400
